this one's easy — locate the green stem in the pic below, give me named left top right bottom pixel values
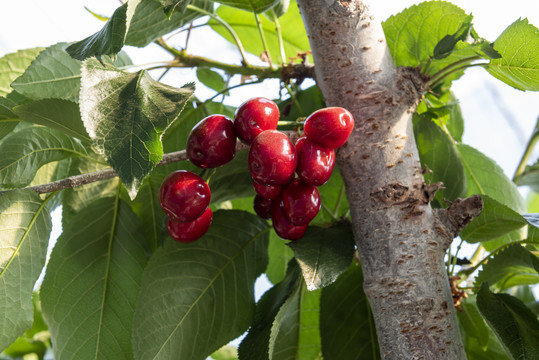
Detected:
left=449, top=239, right=464, bottom=276
left=185, top=5, right=250, bottom=65
left=513, top=116, right=539, bottom=182
left=270, top=9, right=287, bottom=64
left=283, top=82, right=304, bottom=116
left=253, top=13, right=274, bottom=68
left=321, top=202, right=339, bottom=222
left=429, top=62, right=486, bottom=88
left=333, top=183, right=345, bottom=219
left=428, top=55, right=482, bottom=83
left=277, top=120, right=298, bottom=126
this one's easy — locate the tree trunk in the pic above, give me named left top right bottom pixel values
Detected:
left=296, top=0, right=482, bottom=358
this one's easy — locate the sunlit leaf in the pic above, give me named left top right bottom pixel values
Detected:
left=0, top=48, right=43, bottom=97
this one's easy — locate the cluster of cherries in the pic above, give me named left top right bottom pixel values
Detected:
left=159, top=97, right=354, bottom=242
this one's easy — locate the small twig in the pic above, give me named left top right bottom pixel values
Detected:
left=254, top=13, right=274, bottom=68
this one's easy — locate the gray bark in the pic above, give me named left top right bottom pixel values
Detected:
left=296, top=0, right=482, bottom=358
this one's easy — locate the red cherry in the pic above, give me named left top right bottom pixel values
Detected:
left=187, top=114, right=236, bottom=168
left=167, top=207, right=213, bottom=243
left=281, top=179, right=321, bottom=226
left=304, top=107, right=354, bottom=149
left=271, top=199, right=307, bottom=240
left=249, top=130, right=297, bottom=186
left=253, top=179, right=282, bottom=200
left=234, top=97, right=279, bottom=144
left=295, top=136, right=336, bottom=186
left=159, top=170, right=210, bottom=222
left=253, top=195, right=272, bottom=219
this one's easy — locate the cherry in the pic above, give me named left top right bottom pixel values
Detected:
left=159, top=170, right=210, bottom=222
left=187, top=114, right=236, bottom=168
left=249, top=130, right=297, bottom=186
left=304, top=107, right=354, bottom=149
left=271, top=199, right=307, bottom=240
left=234, top=97, right=280, bottom=144
left=295, top=136, right=336, bottom=186
left=253, top=195, right=272, bottom=219
left=281, top=179, right=321, bottom=226
left=167, top=207, right=213, bottom=243
left=253, top=179, right=282, bottom=200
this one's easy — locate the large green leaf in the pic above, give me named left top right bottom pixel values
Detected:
left=239, top=260, right=301, bottom=360
left=125, top=0, right=214, bottom=47
left=515, top=160, right=539, bottom=192
left=457, top=144, right=526, bottom=250
left=132, top=210, right=269, bottom=360
left=66, top=4, right=128, bottom=61
left=457, top=297, right=490, bottom=351
left=413, top=114, right=466, bottom=203
left=320, top=263, right=379, bottom=360
left=382, top=2, right=470, bottom=68
left=476, top=244, right=539, bottom=290
left=477, top=283, right=539, bottom=359
left=266, top=231, right=294, bottom=284
left=14, top=99, right=91, bottom=141
left=269, top=284, right=322, bottom=360
left=209, top=0, right=310, bottom=65
left=0, top=190, right=52, bottom=351
left=288, top=225, right=355, bottom=290
left=311, top=167, right=349, bottom=225
left=210, top=151, right=255, bottom=204
left=0, top=48, right=43, bottom=97
left=80, top=58, right=193, bottom=199
left=0, top=97, right=20, bottom=141
left=41, top=195, right=148, bottom=360
left=486, top=19, right=539, bottom=91
left=460, top=196, right=527, bottom=243
left=10, top=43, right=82, bottom=101
left=416, top=91, right=464, bottom=142
left=0, top=126, right=90, bottom=190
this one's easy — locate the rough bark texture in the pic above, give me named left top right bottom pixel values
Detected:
left=296, top=0, right=482, bottom=358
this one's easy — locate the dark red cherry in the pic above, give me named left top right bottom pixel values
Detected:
left=253, top=179, right=282, bottom=200
left=187, top=114, right=236, bottom=168
left=271, top=199, right=307, bottom=240
left=167, top=207, right=213, bottom=243
left=281, top=179, right=321, bottom=226
left=253, top=195, right=272, bottom=219
left=304, top=107, right=354, bottom=149
left=249, top=130, right=297, bottom=186
left=159, top=170, right=210, bottom=222
left=295, top=136, right=336, bottom=186
left=234, top=97, right=279, bottom=144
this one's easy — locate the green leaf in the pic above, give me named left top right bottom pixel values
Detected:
left=66, top=4, right=127, bottom=61
left=0, top=190, right=52, bottom=351
left=80, top=59, right=193, bottom=199
left=382, top=2, right=470, bottom=68
left=0, top=48, right=44, bottom=97
left=457, top=144, right=526, bottom=250
left=214, top=0, right=279, bottom=13
left=266, top=231, right=294, bottom=284
left=132, top=210, right=269, bottom=360
left=10, top=43, right=82, bottom=101
left=212, top=345, right=239, bottom=360
left=160, top=0, right=190, bottom=18
left=210, top=151, right=255, bottom=204
left=413, top=113, right=466, bottom=203
left=433, top=15, right=473, bottom=59
left=196, top=68, right=227, bottom=93
left=477, top=283, right=539, bottom=359
left=14, top=99, right=91, bottom=141
left=264, top=0, right=289, bottom=19
left=460, top=196, right=527, bottom=243
left=288, top=225, right=355, bottom=290
left=311, top=167, right=349, bottom=225
left=486, top=19, right=539, bottom=91
left=269, top=284, right=322, bottom=360
left=417, top=91, right=464, bottom=142
left=476, top=244, right=539, bottom=290
left=125, top=0, right=214, bottom=47
left=41, top=195, right=148, bottom=360
left=0, top=97, right=20, bottom=141
left=209, top=0, right=310, bottom=65
left=61, top=158, right=119, bottom=227
left=278, top=85, right=325, bottom=120
left=239, top=260, right=301, bottom=360
left=0, top=126, right=90, bottom=190
left=515, top=160, right=539, bottom=192
left=458, top=297, right=490, bottom=350
left=320, top=263, right=379, bottom=360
